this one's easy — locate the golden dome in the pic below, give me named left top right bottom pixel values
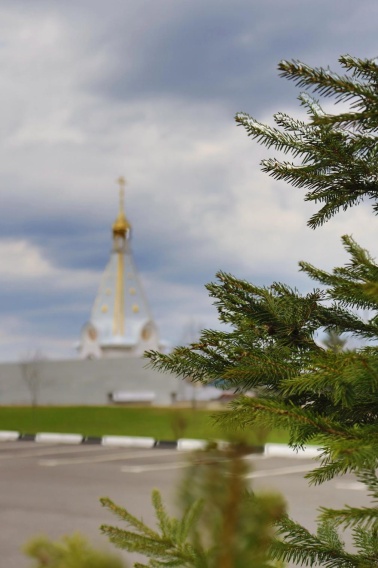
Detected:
left=112, top=176, right=131, bottom=238
left=112, top=211, right=131, bottom=238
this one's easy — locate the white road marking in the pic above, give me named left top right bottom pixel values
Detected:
left=121, top=461, right=191, bottom=473
left=335, top=482, right=365, bottom=491
left=120, top=457, right=315, bottom=476
left=0, top=444, right=111, bottom=460
left=245, top=463, right=314, bottom=479
left=243, top=454, right=268, bottom=462
left=39, top=448, right=178, bottom=466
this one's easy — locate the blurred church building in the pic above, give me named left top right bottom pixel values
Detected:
left=78, top=177, right=164, bottom=359
left=0, top=178, right=178, bottom=407
left=0, top=177, right=223, bottom=407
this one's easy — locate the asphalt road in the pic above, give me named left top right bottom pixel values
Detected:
left=1, top=441, right=371, bottom=567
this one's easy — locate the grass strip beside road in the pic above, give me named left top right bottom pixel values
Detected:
left=0, top=406, right=290, bottom=444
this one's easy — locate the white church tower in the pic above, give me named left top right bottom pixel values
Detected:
left=79, top=177, right=162, bottom=359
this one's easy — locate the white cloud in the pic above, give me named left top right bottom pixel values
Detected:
left=0, top=240, right=52, bottom=279
left=0, top=313, right=75, bottom=361
left=0, top=238, right=98, bottom=290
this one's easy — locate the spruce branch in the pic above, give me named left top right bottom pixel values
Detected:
left=100, top=497, right=160, bottom=540
left=237, top=56, right=378, bottom=226
left=319, top=505, right=378, bottom=530
left=272, top=515, right=360, bottom=567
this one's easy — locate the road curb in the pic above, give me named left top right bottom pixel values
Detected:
left=0, top=430, right=320, bottom=456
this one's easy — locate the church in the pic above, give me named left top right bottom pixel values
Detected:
left=0, top=178, right=178, bottom=406
left=0, top=177, right=222, bottom=406
left=78, top=177, right=164, bottom=359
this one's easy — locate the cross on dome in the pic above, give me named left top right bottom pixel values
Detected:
left=117, top=175, right=126, bottom=208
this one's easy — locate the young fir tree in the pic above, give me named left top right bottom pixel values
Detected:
left=101, top=446, right=285, bottom=568
left=24, top=533, right=125, bottom=568
left=145, top=56, right=378, bottom=566
left=322, top=328, right=347, bottom=354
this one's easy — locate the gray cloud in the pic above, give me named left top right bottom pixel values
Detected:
left=1, top=0, right=378, bottom=360
left=65, top=1, right=378, bottom=112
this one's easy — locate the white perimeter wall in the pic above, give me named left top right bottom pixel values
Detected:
left=0, top=358, right=179, bottom=406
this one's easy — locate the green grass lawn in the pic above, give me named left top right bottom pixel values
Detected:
left=0, top=406, right=290, bottom=445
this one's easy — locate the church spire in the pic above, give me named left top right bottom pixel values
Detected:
left=112, top=176, right=127, bottom=335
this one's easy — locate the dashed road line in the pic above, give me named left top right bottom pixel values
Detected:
left=0, top=444, right=112, bottom=460
left=121, top=459, right=316, bottom=476
left=335, top=482, right=365, bottom=491
left=121, top=461, right=191, bottom=473
left=39, top=448, right=178, bottom=467
left=246, top=463, right=314, bottom=479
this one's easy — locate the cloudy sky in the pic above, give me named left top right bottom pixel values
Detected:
left=1, top=0, right=378, bottom=361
